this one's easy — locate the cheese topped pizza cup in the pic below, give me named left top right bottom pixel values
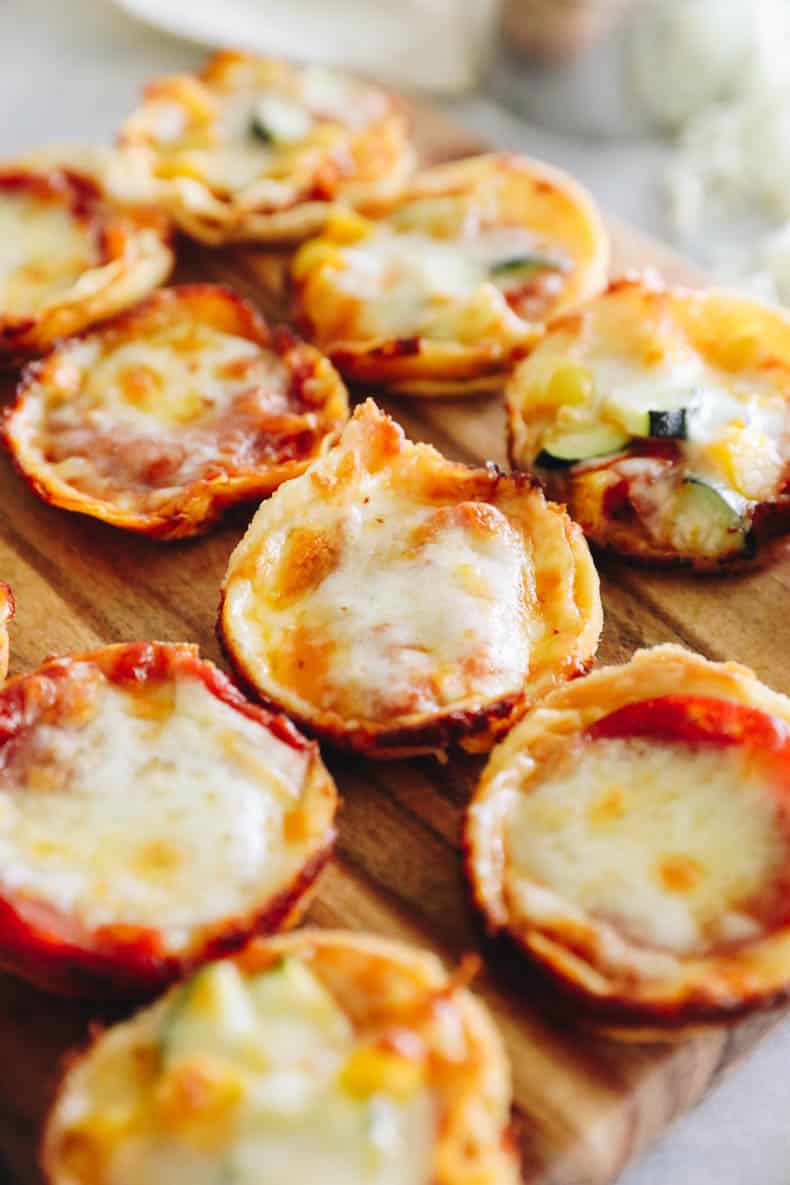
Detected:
left=0, top=167, right=172, bottom=362
left=119, top=51, right=415, bottom=245
left=4, top=285, right=349, bottom=540
left=43, top=930, right=518, bottom=1185
left=506, top=278, right=790, bottom=569
left=291, top=154, right=608, bottom=396
left=0, top=642, right=337, bottom=998
left=220, top=400, right=602, bottom=758
left=0, top=582, right=13, bottom=682
left=466, top=645, right=790, bottom=1032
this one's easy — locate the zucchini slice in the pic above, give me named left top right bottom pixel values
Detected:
left=536, top=422, right=630, bottom=467
left=606, top=391, right=692, bottom=440
left=669, top=477, right=752, bottom=559
left=648, top=408, right=687, bottom=438
left=614, top=406, right=688, bottom=439
left=251, top=96, right=312, bottom=144
left=490, top=253, right=568, bottom=282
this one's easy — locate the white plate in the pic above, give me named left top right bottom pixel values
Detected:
left=110, top=0, right=496, bottom=92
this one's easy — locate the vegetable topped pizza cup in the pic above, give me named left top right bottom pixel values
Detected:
left=0, top=166, right=172, bottom=363
left=506, top=278, right=790, bottom=569
left=3, top=284, right=349, bottom=540
left=291, top=154, right=608, bottom=395
left=119, top=51, right=415, bottom=245
left=0, top=582, right=13, bottom=682
left=43, top=930, right=519, bottom=1185
left=0, top=642, right=337, bottom=998
left=220, top=399, right=602, bottom=758
left=466, top=645, right=790, bottom=1034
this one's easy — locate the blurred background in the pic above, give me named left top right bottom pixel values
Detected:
left=3, top=3, right=790, bottom=1185
left=3, top=0, right=790, bottom=309
left=4, top=0, right=790, bottom=307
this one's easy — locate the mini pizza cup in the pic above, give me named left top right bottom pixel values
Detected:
left=3, top=284, right=349, bottom=540
left=0, top=642, right=337, bottom=998
left=0, top=166, right=172, bottom=363
left=220, top=399, right=602, bottom=759
left=43, top=929, right=518, bottom=1185
left=0, top=582, right=13, bottom=682
left=506, top=277, right=790, bottom=570
left=291, top=153, right=609, bottom=396
left=118, top=51, right=415, bottom=246
left=466, top=644, right=790, bottom=1034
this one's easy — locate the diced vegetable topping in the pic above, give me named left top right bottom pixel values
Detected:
left=251, top=96, right=313, bottom=144
left=539, top=361, right=595, bottom=408
left=537, top=422, right=631, bottom=466
left=648, top=408, right=687, bottom=438
left=490, top=253, right=568, bottom=281
left=603, top=386, right=693, bottom=439
left=339, top=1047, right=424, bottom=1101
left=668, top=477, right=752, bottom=560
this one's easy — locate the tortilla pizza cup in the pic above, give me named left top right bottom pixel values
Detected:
left=0, top=582, right=13, bottom=682
left=3, top=284, right=349, bottom=540
left=118, top=51, right=415, bottom=246
left=291, top=153, right=608, bottom=396
left=0, top=166, right=172, bottom=363
left=219, top=399, right=602, bottom=759
left=42, top=929, right=518, bottom=1185
left=466, top=644, right=790, bottom=1033
left=0, top=642, right=337, bottom=998
left=506, top=277, right=790, bottom=570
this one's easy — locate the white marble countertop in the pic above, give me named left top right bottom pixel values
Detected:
left=1, top=2, right=789, bottom=1182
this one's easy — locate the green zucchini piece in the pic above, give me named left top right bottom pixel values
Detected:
left=648, top=408, right=687, bottom=438
left=614, top=406, right=687, bottom=439
left=669, top=477, right=752, bottom=559
left=536, top=422, right=630, bottom=467
left=250, top=95, right=312, bottom=144
left=605, top=385, right=694, bottom=439
left=490, top=253, right=568, bottom=280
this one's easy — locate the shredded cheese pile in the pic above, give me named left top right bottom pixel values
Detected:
left=631, top=0, right=790, bottom=305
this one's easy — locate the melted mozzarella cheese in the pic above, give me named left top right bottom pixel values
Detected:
left=506, top=736, right=785, bottom=955
left=587, top=346, right=788, bottom=498
left=336, top=226, right=556, bottom=340
left=301, top=66, right=384, bottom=128
left=0, top=673, right=310, bottom=946
left=243, top=487, right=533, bottom=721
left=0, top=192, right=96, bottom=316
left=55, top=958, right=436, bottom=1185
left=152, top=67, right=382, bottom=198
left=38, top=325, right=292, bottom=500
left=164, top=145, right=276, bottom=193
left=76, top=328, right=279, bottom=429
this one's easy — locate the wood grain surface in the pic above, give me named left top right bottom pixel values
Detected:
left=0, top=102, right=788, bottom=1185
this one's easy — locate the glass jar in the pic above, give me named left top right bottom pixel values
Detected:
left=495, top=0, right=657, bottom=137
left=502, top=0, right=632, bottom=61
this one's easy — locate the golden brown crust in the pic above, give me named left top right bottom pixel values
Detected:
left=466, top=644, right=790, bottom=1031
left=3, top=284, right=349, bottom=540
left=42, top=929, right=519, bottom=1185
left=292, top=153, right=609, bottom=396
left=219, top=400, right=602, bottom=758
left=0, top=167, right=172, bottom=362
left=118, top=51, right=415, bottom=245
left=0, top=642, right=338, bottom=998
left=0, top=582, right=13, bottom=683
left=506, top=276, right=790, bottom=571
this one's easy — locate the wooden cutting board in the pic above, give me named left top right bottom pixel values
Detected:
left=1, top=101, right=788, bottom=1185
